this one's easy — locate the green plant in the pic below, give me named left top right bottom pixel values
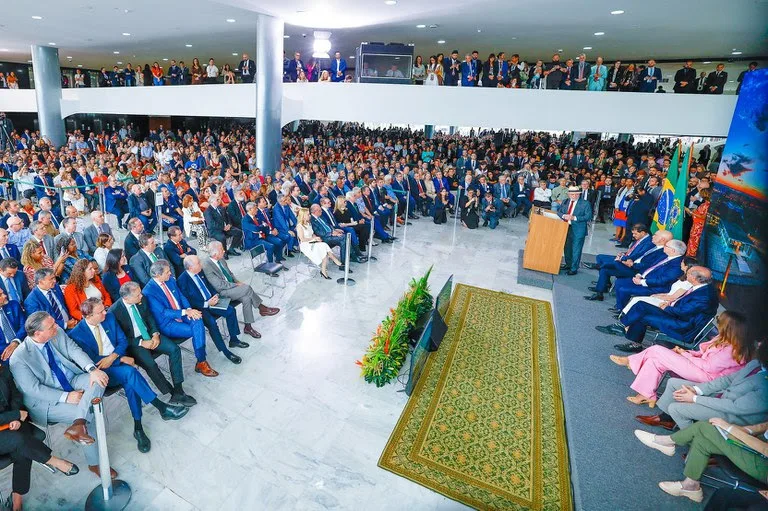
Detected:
left=356, top=266, right=433, bottom=387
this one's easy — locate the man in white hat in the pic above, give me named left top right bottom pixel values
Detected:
left=558, top=186, right=593, bottom=275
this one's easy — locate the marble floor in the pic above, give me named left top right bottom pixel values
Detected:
left=5, top=212, right=619, bottom=510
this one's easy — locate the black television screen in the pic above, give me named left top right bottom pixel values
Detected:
left=405, top=314, right=433, bottom=396
left=435, top=275, right=453, bottom=320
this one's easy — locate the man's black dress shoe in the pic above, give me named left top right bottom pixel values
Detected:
left=584, top=293, right=604, bottom=301
left=560, top=264, right=568, bottom=270
left=134, top=429, right=151, bottom=453
left=229, top=340, right=250, bottom=349
left=566, top=270, right=577, bottom=275
left=595, top=324, right=625, bottom=336
left=588, top=286, right=599, bottom=292
left=614, top=342, right=644, bottom=353
left=227, top=249, right=241, bottom=257
left=170, top=393, right=197, bottom=407
left=159, top=404, right=189, bottom=421
left=285, top=252, right=295, bottom=258
left=225, top=352, right=242, bottom=364
left=583, top=262, right=599, bottom=270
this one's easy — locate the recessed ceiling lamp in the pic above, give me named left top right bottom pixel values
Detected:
left=77, top=64, right=83, bottom=67
left=31, top=15, right=42, bottom=20
left=117, top=61, right=123, bottom=64
left=113, top=51, right=120, bottom=54
left=437, top=40, right=446, bottom=44
left=162, top=58, right=168, bottom=61
left=185, top=44, right=192, bottom=47
left=703, top=61, right=711, bottom=64
left=428, top=24, right=438, bottom=29
left=349, top=55, right=355, bottom=59
left=477, top=29, right=482, bottom=33
left=48, top=42, right=56, bottom=46
left=226, top=18, right=236, bottom=23
left=66, top=55, right=73, bottom=59
left=416, top=24, right=426, bottom=28
left=594, top=31, right=605, bottom=36
left=557, top=49, right=563, bottom=52
left=284, top=35, right=290, bottom=38
left=232, top=52, right=238, bottom=55
left=122, top=32, right=130, bottom=36
left=384, top=0, right=397, bottom=5
left=610, top=10, right=624, bottom=15
left=732, top=51, right=742, bottom=55
left=583, top=46, right=592, bottom=50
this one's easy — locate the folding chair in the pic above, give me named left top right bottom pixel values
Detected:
left=249, top=245, right=285, bottom=298
left=293, top=247, right=320, bottom=279
left=648, top=315, right=718, bottom=350
left=700, top=456, right=768, bottom=493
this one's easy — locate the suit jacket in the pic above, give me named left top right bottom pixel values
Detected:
left=83, top=224, right=113, bottom=255
left=177, top=271, right=218, bottom=310
left=0, top=244, right=21, bottom=262
left=9, top=326, right=94, bottom=424
left=237, top=59, right=256, bottom=82
left=129, top=248, right=167, bottom=287
left=142, top=278, right=190, bottom=329
left=638, top=255, right=684, bottom=290
left=443, top=57, right=460, bottom=85
left=204, top=206, right=229, bottom=240
left=460, top=61, right=477, bottom=87
left=673, top=67, right=697, bottom=93
left=273, top=203, right=297, bottom=235
left=694, top=359, right=768, bottom=425
left=68, top=313, right=129, bottom=364
left=638, top=67, right=662, bottom=92
left=0, top=301, right=26, bottom=347
left=310, top=215, right=334, bottom=239
left=124, top=232, right=141, bottom=261
left=0, top=365, right=24, bottom=424
left=596, top=184, right=617, bottom=204
left=0, top=272, right=30, bottom=303
left=494, top=183, right=512, bottom=201
left=242, top=214, right=268, bottom=249
left=109, top=298, right=160, bottom=345
left=286, top=59, right=304, bottom=82
left=512, top=183, right=530, bottom=199
left=330, top=58, right=347, bottom=82
left=104, top=186, right=128, bottom=216
left=128, top=193, right=150, bottom=218
left=705, top=70, right=728, bottom=94
left=163, top=239, right=196, bottom=277
left=24, top=286, right=68, bottom=329
left=226, top=201, right=247, bottom=230
left=626, top=194, right=654, bottom=226
left=101, top=266, right=135, bottom=304
left=557, top=198, right=593, bottom=236
left=33, top=175, right=57, bottom=200
left=0, top=213, right=31, bottom=229
left=201, top=257, right=240, bottom=294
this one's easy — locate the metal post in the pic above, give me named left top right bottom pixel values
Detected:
left=58, top=188, right=66, bottom=218
left=85, top=398, right=132, bottom=510
left=402, top=189, right=411, bottom=242
left=98, top=183, right=106, bottom=214
left=156, top=204, right=163, bottom=244
left=453, top=186, right=463, bottom=225
left=337, top=232, right=355, bottom=286
left=392, top=200, right=398, bottom=240
left=366, top=216, right=377, bottom=263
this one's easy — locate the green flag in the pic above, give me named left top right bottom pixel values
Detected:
left=652, top=144, right=681, bottom=235
left=670, top=145, right=692, bottom=240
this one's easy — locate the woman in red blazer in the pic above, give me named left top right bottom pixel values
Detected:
left=63, top=259, right=112, bottom=321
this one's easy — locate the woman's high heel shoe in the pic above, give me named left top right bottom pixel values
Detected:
left=626, top=395, right=656, bottom=408
left=47, top=462, right=79, bottom=476
left=320, top=271, right=331, bottom=280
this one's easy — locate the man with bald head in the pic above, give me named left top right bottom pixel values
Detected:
left=602, top=266, right=719, bottom=353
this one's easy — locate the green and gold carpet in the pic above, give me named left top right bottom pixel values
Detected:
left=379, top=284, right=572, bottom=510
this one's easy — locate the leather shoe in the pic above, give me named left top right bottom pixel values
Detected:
left=566, top=270, right=577, bottom=275
left=134, top=429, right=151, bottom=453
left=244, top=325, right=261, bottom=338
left=595, top=324, right=625, bottom=336
left=583, top=262, right=599, bottom=270
left=588, top=286, right=599, bottom=292
left=607, top=307, right=621, bottom=314
left=559, top=264, right=568, bottom=270
left=229, top=339, right=250, bottom=348
left=225, top=352, right=242, bottom=364
left=89, top=465, right=118, bottom=479
left=584, top=293, right=604, bottom=301
left=170, top=393, right=197, bottom=407
left=160, top=404, right=189, bottom=421
left=195, top=361, right=219, bottom=377
left=614, top=342, right=645, bottom=353
left=64, top=419, right=95, bottom=445
left=635, top=414, right=676, bottom=431
left=285, top=252, right=295, bottom=258
left=258, top=304, right=279, bottom=316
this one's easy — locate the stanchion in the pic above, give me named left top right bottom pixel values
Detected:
left=337, top=232, right=355, bottom=286
left=85, top=398, right=132, bottom=510
left=366, top=216, right=377, bottom=263
left=453, top=187, right=463, bottom=225
left=402, top=189, right=411, bottom=242
left=98, top=183, right=106, bottom=214
left=58, top=188, right=66, bottom=218
left=392, top=200, right=399, bottom=240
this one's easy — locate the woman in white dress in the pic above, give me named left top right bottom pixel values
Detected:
left=424, top=55, right=442, bottom=86
left=296, top=208, right=342, bottom=280
left=93, top=233, right=114, bottom=271
left=621, top=258, right=696, bottom=315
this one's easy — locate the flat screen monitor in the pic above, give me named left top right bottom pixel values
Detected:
left=405, top=313, right=433, bottom=396
left=434, top=275, right=453, bottom=320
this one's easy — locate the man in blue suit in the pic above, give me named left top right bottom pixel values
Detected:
left=75, top=166, right=99, bottom=211
left=286, top=52, right=304, bottom=82
left=273, top=194, right=300, bottom=253
left=557, top=187, right=593, bottom=275
left=143, top=260, right=239, bottom=377
left=584, top=226, right=669, bottom=301
left=127, top=184, right=157, bottom=234
left=611, top=239, right=687, bottom=310
left=33, top=170, right=59, bottom=209
left=639, top=59, right=662, bottom=92
left=163, top=227, right=197, bottom=277
left=512, top=175, right=532, bottom=218
left=69, top=298, right=188, bottom=453
left=255, top=198, right=287, bottom=262
left=330, top=52, right=347, bottom=82
left=493, top=174, right=515, bottom=218
left=0, top=258, right=29, bottom=305
left=480, top=192, right=502, bottom=229
left=599, top=267, right=719, bottom=353
left=460, top=54, right=477, bottom=87
left=0, top=289, right=25, bottom=363
left=443, top=50, right=461, bottom=86
left=177, top=255, right=248, bottom=351
left=0, top=231, right=21, bottom=263
left=24, top=268, right=77, bottom=331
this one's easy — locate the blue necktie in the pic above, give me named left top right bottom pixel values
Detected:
left=5, top=278, right=19, bottom=302
left=44, top=343, right=74, bottom=392
left=0, top=247, right=10, bottom=260
left=194, top=273, right=211, bottom=300
left=0, top=308, right=16, bottom=345
left=47, top=290, right=64, bottom=322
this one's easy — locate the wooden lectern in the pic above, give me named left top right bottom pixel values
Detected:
left=523, top=210, right=569, bottom=275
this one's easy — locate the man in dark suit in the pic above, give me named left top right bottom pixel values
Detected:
left=75, top=167, right=99, bottom=211
left=24, top=268, right=77, bottom=331
left=511, top=175, right=532, bottom=218
left=493, top=174, right=515, bottom=217
left=619, top=188, right=655, bottom=247
left=237, top=53, right=255, bottom=83
left=0, top=201, right=31, bottom=229
left=330, top=52, right=347, bottom=82
left=33, top=170, right=59, bottom=209
left=110, top=282, right=195, bottom=407
left=705, top=64, right=728, bottom=94
left=69, top=298, right=188, bottom=453
left=273, top=194, right=300, bottom=253
left=129, top=234, right=167, bottom=288
left=177, top=255, right=248, bottom=351
left=595, top=176, right=617, bottom=223
left=0, top=258, right=29, bottom=306
left=673, top=61, right=697, bottom=94
left=460, top=54, right=477, bottom=87
left=638, top=59, right=662, bottom=92
left=0, top=289, right=25, bottom=362
left=226, top=191, right=248, bottom=231
left=0, top=230, right=21, bottom=262
left=127, top=184, right=156, bottom=234
left=203, top=194, right=242, bottom=258
left=612, top=239, right=688, bottom=310
left=578, top=179, right=598, bottom=211
left=600, top=267, right=719, bottom=353
left=572, top=54, right=590, bottom=90
left=310, top=204, right=353, bottom=269
left=286, top=52, right=304, bottom=82
left=558, top=187, right=593, bottom=275
left=163, top=226, right=197, bottom=277
left=443, top=50, right=461, bottom=86
left=83, top=211, right=113, bottom=256
left=255, top=197, right=287, bottom=262
left=123, top=218, right=144, bottom=262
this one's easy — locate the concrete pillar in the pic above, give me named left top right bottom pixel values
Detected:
left=449, top=126, right=457, bottom=136
left=255, top=15, right=284, bottom=177
left=30, top=45, right=66, bottom=147
left=424, top=124, right=435, bottom=139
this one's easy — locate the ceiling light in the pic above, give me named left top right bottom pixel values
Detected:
left=77, top=64, right=83, bottom=67
left=27, top=60, right=33, bottom=63
left=232, top=52, right=238, bottom=56
left=416, top=24, right=426, bottom=28
left=594, top=32, right=605, bottom=36
left=349, top=55, right=355, bottom=59
left=113, top=51, right=120, bottom=54
left=66, top=55, right=73, bottom=59
left=284, top=35, right=290, bottom=38
left=477, top=29, right=482, bottom=33
left=511, top=37, right=517, bottom=40
left=162, top=58, right=168, bottom=61
left=31, top=15, right=42, bottom=20
left=610, top=10, right=624, bottom=15
left=583, top=46, right=592, bottom=50
left=122, top=32, right=130, bottom=36
left=557, top=49, right=564, bottom=52
left=185, top=44, right=192, bottom=47
left=0, top=49, right=9, bottom=52
left=226, top=18, right=236, bottom=23
left=428, top=24, right=438, bottom=29
left=437, top=40, right=446, bottom=44
left=48, top=42, right=56, bottom=46
left=117, top=61, right=123, bottom=64
left=732, top=51, right=742, bottom=55
left=703, top=61, right=711, bottom=64
left=384, top=0, right=397, bottom=5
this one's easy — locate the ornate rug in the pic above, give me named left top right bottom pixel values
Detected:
left=379, top=284, right=572, bottom=510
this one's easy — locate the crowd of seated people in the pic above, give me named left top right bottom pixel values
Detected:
left=0, top=119, right=756, bottom=508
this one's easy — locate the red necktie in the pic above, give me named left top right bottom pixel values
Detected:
left=176, top=242, right=183, bottom=255
left=160, top=282, right=179, bottom=310
left=567, top=200, right=576, bottom=216
left=417, top=181, right=423, bottom=193
left=262, top=210, right=272, bottom=229
left=238, top=202, right=245, bottom=216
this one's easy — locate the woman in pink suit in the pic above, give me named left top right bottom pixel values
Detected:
left=609, top=311, right=751, bottom=407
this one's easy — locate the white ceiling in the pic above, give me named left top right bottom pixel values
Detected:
left=0, top=0, right=766, bottom=70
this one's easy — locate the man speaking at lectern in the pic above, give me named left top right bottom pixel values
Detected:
left=558, top=186, right=592, bottom=275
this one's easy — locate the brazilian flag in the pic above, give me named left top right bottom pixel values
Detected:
left=652, top=144, right=689, bottom=239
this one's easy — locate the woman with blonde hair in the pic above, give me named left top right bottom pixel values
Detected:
left=318, top=70, right=331, bottom=83
left=20, top=240, right=59, bottom=288
left=296, top=208, right=342, bottom=280
left=610, top=310, right=752, bottom=407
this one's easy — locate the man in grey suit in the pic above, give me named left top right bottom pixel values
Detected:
left=28, top=221, right=56, bottom=260
left=637, top=355, right=768, bottom=430
left=202, top=241, right=279, bottom=340
left=54, top=218, right=86, bottom=254
left=83, top=211, right=113, bottom=255
left=9, top=312, right=114, bottom=476
left=129, top=234, right=167, bottom=287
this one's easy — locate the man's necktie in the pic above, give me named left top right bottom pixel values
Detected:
left=0, top=247, right=9, bottom=259
left=44, top=343, right=74, bottom=392
left=47, top=290, right=64, bottom=322
left=0, top=308, right=16, bottom=344
left=160, top=282, right=179, bottom=310
left=93, top=326, right=104, bottom=356
left=194, top=273, right=211, bottom=300
left=218, top=261, right=234, bottom=283
left=5, top=278, right=19, bottom=303
left=176, top=242, right=183, bottom=255
left=669, top=286, right=695, bottom=306
left=642, top=257, right=670, bottom=277
left=149, top=252, right=158, bottom=263
left=238, top=202, right=245, bottom=217
left=130, top=304, right=150, bottom=341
